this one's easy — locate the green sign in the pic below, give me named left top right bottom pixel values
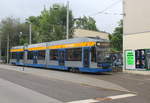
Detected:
left=126, top=51, right=135, bottom=65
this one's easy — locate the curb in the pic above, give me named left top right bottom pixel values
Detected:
left=124, top=70, right=150, bottom=76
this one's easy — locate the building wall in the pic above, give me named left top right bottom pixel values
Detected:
left=124, top=0, right=150, bottom=35
left=74, top=29, right=109, bottom=40
left=124, top=32, right=150, bottom=50
left=123, top=0, right=150, bottom=70
left=124, top=0, right=150, bottom=50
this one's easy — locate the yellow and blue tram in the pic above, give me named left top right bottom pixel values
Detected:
left=10, top=38, right=112, bottom=73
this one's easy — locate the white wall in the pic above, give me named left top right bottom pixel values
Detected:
left=124, top=0, right=150, bottom=35
left=74, top=29, right=109, bottom=40
left=124, top=32, right=150, bottom=50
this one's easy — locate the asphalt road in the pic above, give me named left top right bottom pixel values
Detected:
left=0, top=65, right=149, bottom=103
left=0, top=68, right=126, bottom=103
left=84, top=72, right=150, bottom=103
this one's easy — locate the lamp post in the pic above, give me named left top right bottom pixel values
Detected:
left=22, top=43, right=28, bottom=71
left=26, top=22, right=32, bottom=44
left=6, top=34, right=9, bottom=64
left=20, top=32, right=23, bottom=36
left=66, top=1, right=69, bottom=40
left=29, top=23, right=32, bottom=44
left=19, top=32, right=29, bottom=45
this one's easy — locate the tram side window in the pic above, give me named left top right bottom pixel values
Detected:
left=38, top=50, right=45, bottom=60
left=19, top=52, right=24, bottom=60
left=50, top=50, right=58, bottom=60
left=91, top=47, right=96, bottom=62
left=66, top=48, right=82, bottom=61
left=11, top=52, right=17, bottom=59
left=27, top=51, right=33, bottom=60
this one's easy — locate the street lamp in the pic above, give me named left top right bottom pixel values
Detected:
left=22, top=43, right=28, bottom=71
left=20, top=32, right=23, bottom=36
left=19, top=32, right=29, bottom=45
left=6, top=34, right=9, bottom=64
left=26, top=22, right=32, bottom=44
left=66, top=1, right=69, bottom=40
left=29, top=23, right=32, bottom=44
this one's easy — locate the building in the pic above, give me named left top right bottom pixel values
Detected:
left=73, top=29, right=109, bottom=40
left=123, top=0, right=150, bottom=70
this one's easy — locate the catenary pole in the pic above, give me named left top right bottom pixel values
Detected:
left=66, top=1, right=69, bottom=39
left=7, top=34, right=9, bottom=64
left=29, top=23, right=32, bottom=44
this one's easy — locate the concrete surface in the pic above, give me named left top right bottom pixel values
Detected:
left=1, top=64, right=149, bottom=103
left=86, top=72, right=150, bottom=103
left=0, top=64, right=128, bottom=92
left=124, top=69, right=150, bottom=76
left=0, top=78, right=62, bottom=103
left=0, top=68, right=126, bottom=103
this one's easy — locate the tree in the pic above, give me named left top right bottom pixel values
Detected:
left=110, top=20, right=123, bottom=51
left=74, top=16, right=99, bottom=31
left=27, top=4, right=74, bottom=42
left=26, top=16, right=42, bottom=43
left=0, top=17, right=29, bottom=60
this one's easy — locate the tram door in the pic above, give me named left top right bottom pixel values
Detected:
left=83, top=48, right=90, bottom=68
left=33, top=51, right=38, bottom=64
left=58, top=50, right=65, bottom=66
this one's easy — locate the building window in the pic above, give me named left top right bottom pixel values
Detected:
left=27, top=51, right=33, bottom=60
left=38, top=50, right=45, bottom=60
left=50, top=50, right=58, bottom=60
left=66, top=48, right=82, bottom=61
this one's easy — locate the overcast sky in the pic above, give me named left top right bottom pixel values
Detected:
left=0, top=0, right=122, bottom=33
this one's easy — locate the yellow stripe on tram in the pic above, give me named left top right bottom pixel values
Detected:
left=48, top=41, right=96, bottom=49
left=28, top=46, right=47, bottom=51
left=10, top=42, right=96, bottom=52
left=10, top=49, right=24, bottom=52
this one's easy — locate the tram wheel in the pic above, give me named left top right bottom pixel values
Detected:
left=69, top=68, right=80, bottom=73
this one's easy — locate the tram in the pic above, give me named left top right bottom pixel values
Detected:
left=10, top=37, right=112, bottom=73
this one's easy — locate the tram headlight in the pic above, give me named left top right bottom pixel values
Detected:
left=96, top=42, right=101, bottom=46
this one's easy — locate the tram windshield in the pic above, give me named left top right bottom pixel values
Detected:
left=96, top=49, right=111, bottom=62
left=96, top=42, right=111, bottom=63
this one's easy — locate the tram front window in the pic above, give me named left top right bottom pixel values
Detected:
left=96, top=48, right=111, bottom=69
left=97, top=51, right=110, bottom=62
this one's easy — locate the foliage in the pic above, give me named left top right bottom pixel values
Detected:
left=110, top=20, right=123, bottom=51
left=0, top=4, right=74, bottom=59
left=27, top=4, right=74, bottom=42
left=0, top=17, right=29, bottom=56
left=74, top=16, right=99, bottom=31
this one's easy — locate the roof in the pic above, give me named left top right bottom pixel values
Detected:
left=47, top=37, right=108, bottom=46
left=10, top=37, right=109, bottom=51
left=11, top=46, right=24, bottom=49
left=73, top=29, right=109, bottom=40
left=28, top=43, right=47, bottom=48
